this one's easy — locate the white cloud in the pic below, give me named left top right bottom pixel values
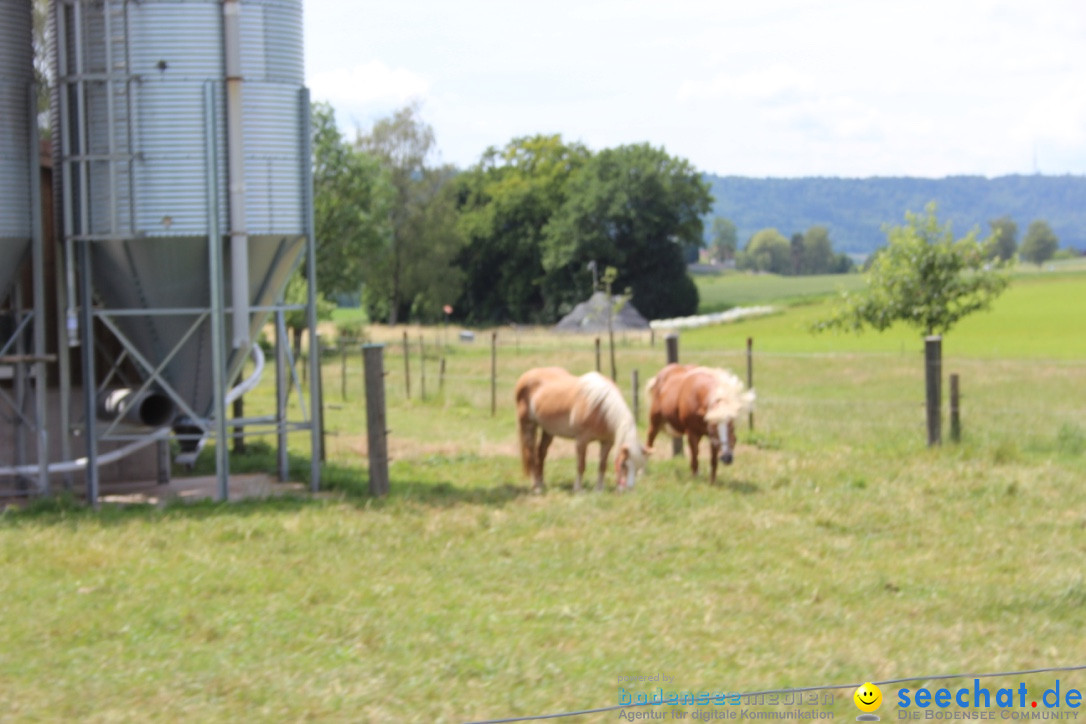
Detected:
left=301, top=0, right=1086, bottom=176
left=1019, top=76, right=1086, bottom=147
left=676, top=65, right=817, bottom=105
left=308, top=61, right=430, bottom=108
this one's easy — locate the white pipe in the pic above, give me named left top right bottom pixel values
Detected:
left=225, top=342, right=265, bottom=405
left=0, top=344, right=265, bottom=478
left=175, top=342, right=266, bottom=466
left=223, top=0, right=250, bottom=349
left=0, top=428, right=170, bottom=477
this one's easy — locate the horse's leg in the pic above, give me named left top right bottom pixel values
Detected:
left=574, top=440, right=587, bottom=492
left=687, top=432, right=700, bottom=477
left=709, top=437, right=721, bottom=485
left=646, top=413, right=662, bottom=450
left=597, top=440, right=613, bottom=491
left=535, top=431, right=554, bottom=494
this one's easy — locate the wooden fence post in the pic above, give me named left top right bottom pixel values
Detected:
left=949, top=373, right=961, bottom=443
left=666, top=333, right=681, bottom=457
left=608, top=325, right=617, bottom=382
left=925, top=335, right=942, bottom=446
left=595, top=336, right=601, bottom=372
left=439, top=357, right=446, bottom=394
left=402, top=330, right=411, bottom=399
left=632, top=369, right=639, bottom=422
left=419, top=334, right=426, bottom=401
left=746, top=337, right=754, bottom=432
left=491, top=331, right=498, bottom=417
left=362, top=344, right=389, bottom=496
left=340, top=340, right=347, bottom=401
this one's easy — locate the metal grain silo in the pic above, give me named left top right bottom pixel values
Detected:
left=53, top=0, right=320, bottom=497
left=0, top=0, right=34, bottom=303
left=55, top=0, right=308, bottom=415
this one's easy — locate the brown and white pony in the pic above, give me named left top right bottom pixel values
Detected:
left=645, top=363, right=755, bottom=484
left=515, top=367, right=647, bottom=493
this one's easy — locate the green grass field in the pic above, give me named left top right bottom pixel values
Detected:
left=1, top=268, right=1084, bottom=722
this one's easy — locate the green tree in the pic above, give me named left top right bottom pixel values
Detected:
left=355, top=104, right=461, bottom=323
left=709, top=217, right=737, bottom=264
left=454, top=135, right=589, bottom=323
left=801, top=225, right=837, bottom=274
left=311, top=102, right=391, bottom=300
left=985, top=216, right=1018, bottom=262
left=737, top=229, right=791, bottom=274
left=282, top=274, right=335, bottom=363
left=1019, top=219, right=1059, bottom=266
left=789, top=232, right=805, bottom=275
left=813, top=203, right=1010, bottom=337
left=540, top=143, right=711, bottom=320
left=401, top=165, right=465, bottom=323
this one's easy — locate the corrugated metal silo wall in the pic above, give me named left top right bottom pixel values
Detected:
left=0, top=0, right=34, bottom=303
left=58, top=0, right=307, bottom=421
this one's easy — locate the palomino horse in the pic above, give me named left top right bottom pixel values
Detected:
left=645, top=363, right=755, bottom=484
left=515, top=367, right=647, bottom=493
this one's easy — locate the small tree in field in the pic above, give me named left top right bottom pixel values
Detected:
left=812, top=203, right=1010, bottom=337
left=813, top=204, right=1011, bottom=443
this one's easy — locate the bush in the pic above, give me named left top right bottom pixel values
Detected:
left=336, top=319, right=368, bottom=345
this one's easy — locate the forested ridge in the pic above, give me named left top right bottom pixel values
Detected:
left=704, top=174, right=1086, bottom=254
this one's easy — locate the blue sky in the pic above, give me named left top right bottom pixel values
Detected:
left=304, top=0, right=1086, bottom=178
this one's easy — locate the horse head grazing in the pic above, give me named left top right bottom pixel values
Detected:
left=701, top=367, right=756, bottom=466
left=579, top=372, right=645, bottom=491
left=614, top=438, right=650, bottom=490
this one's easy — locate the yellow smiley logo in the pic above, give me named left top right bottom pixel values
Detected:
left=854, top=682, right=882, bottom=712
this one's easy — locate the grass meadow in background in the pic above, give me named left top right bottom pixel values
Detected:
left=0, top=265, right=1084, bottom=721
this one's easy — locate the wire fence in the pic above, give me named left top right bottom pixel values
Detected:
left=294, top=333, right=1086, bottom=463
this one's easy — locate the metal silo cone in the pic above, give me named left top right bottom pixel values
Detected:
left=88, top=233, right=305, bottom=423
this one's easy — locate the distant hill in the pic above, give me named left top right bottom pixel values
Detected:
left=703, top=175, right=1086, bottom=256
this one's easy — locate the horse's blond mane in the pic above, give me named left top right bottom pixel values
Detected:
left=696, top=367, right=756, bottom=424
left=578, top=372, right=645, bottom=469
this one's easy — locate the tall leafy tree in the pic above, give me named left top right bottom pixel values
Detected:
left=801, top=225, right=837, bottom=274
left=789, top=232, right=805, bottom=275
left=1019, top=219, right=1059, bottom=266
left=737, top=229, right=791, bottom=274
left=355, top=104, right=461, bottom=323
left=454, top=135, right=589, bottom=323
left=540, top=143, right=711, bottom=321
left=708, top=217, right=738, bottom=264
left=400, top=165, right=465, bottom=323
left=311, top=102, right=391, bottom=299
left=813, top=203, right=1009, bottom=337
left=985, top=216, right=1018, bottom=262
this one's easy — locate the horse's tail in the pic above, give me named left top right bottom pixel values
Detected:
left=514, top=375, right=536, bottom=478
